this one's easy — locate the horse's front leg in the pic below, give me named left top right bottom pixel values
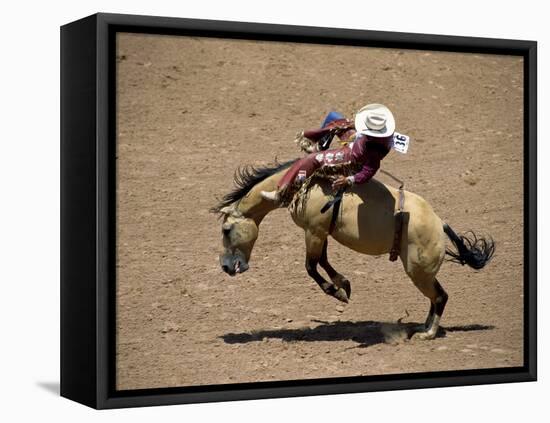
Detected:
left=305, top=231, right=349, bottom=303
left=319, top=239, right=352, bottom=300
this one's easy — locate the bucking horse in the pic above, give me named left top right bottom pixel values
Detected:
left=211, top=159, right=494, bottom=340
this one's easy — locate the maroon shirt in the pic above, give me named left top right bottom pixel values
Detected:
left=303, top=120, right=392, bottom=185
left=278, top=124, right=393, bottom=190
left=278, top=134, right=392, bottom=190
left=350, top=134, right=392, bottom=184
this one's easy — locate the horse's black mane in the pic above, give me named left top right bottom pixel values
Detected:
left=210, top=158, right=298, bottom=214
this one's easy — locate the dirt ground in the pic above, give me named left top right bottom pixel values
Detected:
left=115, top=33, right=524, bottom=390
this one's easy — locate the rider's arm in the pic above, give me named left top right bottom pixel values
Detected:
left=303, top=119, right=354, bottom=141
left=349, top=152, right=382, bottom=185
left=349, top=137, right=391, bottom=185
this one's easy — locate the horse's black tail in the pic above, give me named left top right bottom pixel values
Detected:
left=443, top=223, right=495, bottom=270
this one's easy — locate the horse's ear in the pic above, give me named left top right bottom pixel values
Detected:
left=219, top=206, right=233, bottom=215
left=219, top=205, right=243, bottom=218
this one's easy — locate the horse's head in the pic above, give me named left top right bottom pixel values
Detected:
left=212, top=160, right=298, bottom=276
left=217, top=206, right=259, bottom=276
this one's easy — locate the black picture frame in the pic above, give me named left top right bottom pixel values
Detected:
left=60, top=12, right=537, bottom=409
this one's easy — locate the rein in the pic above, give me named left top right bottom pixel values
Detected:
left=320, top=187, right=346, bottom=234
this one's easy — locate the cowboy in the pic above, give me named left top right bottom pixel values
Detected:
left=261, top=104, right=397, bottom=203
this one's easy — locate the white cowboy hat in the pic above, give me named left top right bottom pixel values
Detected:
left=354, top=103, right=396, bottom=138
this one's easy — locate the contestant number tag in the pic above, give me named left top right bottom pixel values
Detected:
left=393, top=132, right=410, bottom=154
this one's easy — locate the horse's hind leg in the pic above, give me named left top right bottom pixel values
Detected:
left=401, top=221, right=447, bottom=339
left=319, top=240, right=352, bottom=300
left=304, top=231, right=349, bottom=303
left=425, top=303, right=435, bottom=329
left=411, top=277, right=448, bottom=340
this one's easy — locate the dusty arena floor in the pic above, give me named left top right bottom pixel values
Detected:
left=115, top=33, right=524, bottom=390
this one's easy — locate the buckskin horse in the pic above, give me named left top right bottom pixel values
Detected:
left=211, top=160, right=494, bottom=340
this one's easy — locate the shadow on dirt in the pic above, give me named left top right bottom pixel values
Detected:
left=220, top=320, right=495, bottom=348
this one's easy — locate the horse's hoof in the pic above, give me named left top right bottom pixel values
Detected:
left=413, top=331, right=436, bottom=340
left=333, top=276, right=352, bottom=300
left=341, top=279, right=352, bottom=300
left=334, top=288, right=349, bottom=303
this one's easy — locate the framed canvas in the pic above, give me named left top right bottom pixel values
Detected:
left=60, top=13, right=537, bottom=409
